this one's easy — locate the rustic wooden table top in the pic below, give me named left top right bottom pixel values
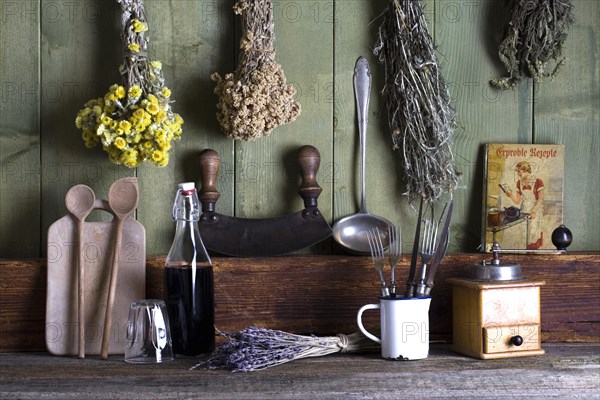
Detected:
left=1, top=344, right=598, bottom=400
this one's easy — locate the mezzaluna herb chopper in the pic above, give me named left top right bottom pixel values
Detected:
left=196, top=145, right=332, bottom=257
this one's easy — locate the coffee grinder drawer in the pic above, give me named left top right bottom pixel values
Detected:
left=483, top=324, right=542, bottom=354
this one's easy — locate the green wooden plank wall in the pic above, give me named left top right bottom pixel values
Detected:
left=1, top=0, right=598, bottom=258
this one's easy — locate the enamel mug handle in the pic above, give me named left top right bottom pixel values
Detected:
left=357, top=304, right=381, bottom=343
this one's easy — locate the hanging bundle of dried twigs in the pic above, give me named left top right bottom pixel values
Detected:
left=374, top=0, right=460, bottom=202
left=490, top=0, right=575, bottom=90
left=190, top=326, right=378, bottom=372
left=211, top=0, right=301, bottom=141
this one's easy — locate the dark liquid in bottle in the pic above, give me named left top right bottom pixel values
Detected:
left=164, top=262, right=215, bottom=356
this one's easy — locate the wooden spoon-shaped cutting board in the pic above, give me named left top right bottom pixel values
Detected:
left=46, top=199, right=145, bottom=356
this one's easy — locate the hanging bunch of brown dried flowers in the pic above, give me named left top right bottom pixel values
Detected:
left=374, top=0, right=460, bottom=202
left=490, top=0, right=575, bottom=90
left=211, top=0, right=301, bottom=141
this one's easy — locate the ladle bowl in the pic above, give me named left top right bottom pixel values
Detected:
left=333, top=212, right=393, bottom=254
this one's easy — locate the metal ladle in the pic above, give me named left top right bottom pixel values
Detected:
left=65, top=184, right=96, bottom=359
left=101, top=177, right=139, bottom=359
left=332, top=57, right=394, bottom=254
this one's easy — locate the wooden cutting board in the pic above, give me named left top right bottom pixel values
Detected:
left=46, top=200, right=145, bottom=356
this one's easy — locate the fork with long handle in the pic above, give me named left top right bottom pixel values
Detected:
left=367, top=228, right=389, bottom=297
left=416, top=219, right=438, bottom=297
left=388, top=224, right=401, bottom=295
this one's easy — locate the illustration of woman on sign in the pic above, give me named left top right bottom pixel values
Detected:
left=502, top=161, right=545, bottom=249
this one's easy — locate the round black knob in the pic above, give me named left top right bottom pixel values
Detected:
left=551, top=225, right=573, bottom=251
left=511, top=335, right=524, bottom=346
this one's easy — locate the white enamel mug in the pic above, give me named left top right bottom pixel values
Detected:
left=357, top=297, right=431, bottom=360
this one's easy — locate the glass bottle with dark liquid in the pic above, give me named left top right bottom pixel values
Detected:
left=164, top=182, right=215, bottom=356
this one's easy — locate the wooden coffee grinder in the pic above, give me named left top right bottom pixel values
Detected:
left=448, top=244, right=545, bottom=359
left=448, top=226, right=572, bottom=359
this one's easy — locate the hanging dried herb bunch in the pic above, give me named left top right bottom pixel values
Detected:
left=75, top=0, right=184, bottom=168
left=374, top=0, right=460, bottom=202
left=490, top=0, right=575, bottom=90
left=211, top=0, right=301, bottom=141
left=190, top=326, right=378, bottom=372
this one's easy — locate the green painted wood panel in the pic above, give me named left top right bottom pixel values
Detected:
left=434, top=0, right=534, bottom=251
left=233, top=1, right=334, bottom=253
left=40, top=0, right=132, bottom=256
left=534, top=0, right=600, bottom=251
left=1, top=0, right=41, bottom=258
left=234, top=0, right=334, bottom=216
left=137, top=0, right=236, bottom=256
left=1, top=0, right=599, bottom=259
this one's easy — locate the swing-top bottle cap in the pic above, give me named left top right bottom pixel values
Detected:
left=179, top=182, right=196, bottom=193
left=173, top=182, right=199, bottom=220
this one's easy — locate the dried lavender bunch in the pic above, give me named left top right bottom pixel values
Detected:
left=190, top=326, right=378, bottom=372
left=491, top=0, right=575, bottom=90
left=374, top=0, right=460, bottom=202
left=211, top=0, right=301, bottom=141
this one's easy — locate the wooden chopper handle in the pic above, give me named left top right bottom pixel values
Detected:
left=199, top=149, right=221, bottom=213
left=297, top=145, right=322, bottom=208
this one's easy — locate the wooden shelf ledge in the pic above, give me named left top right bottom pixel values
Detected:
left=1, top=344, right=598, bottom=399
left=1, top=253, right=598, bottom=352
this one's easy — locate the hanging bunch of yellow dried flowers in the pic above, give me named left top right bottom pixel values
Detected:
left=211, top=0, right=301, bottom=141
left=75, top=0, right=183, bottom=168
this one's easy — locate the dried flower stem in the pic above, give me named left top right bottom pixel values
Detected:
left=490, top=0, right=575, bottom=89
left=190, top=326, right=379, bottom=372
left=118, top=0, right=152, bottom=92
left=212, top=0, right=301, bottom=141
left=374, top=0, right=460, bottom=202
